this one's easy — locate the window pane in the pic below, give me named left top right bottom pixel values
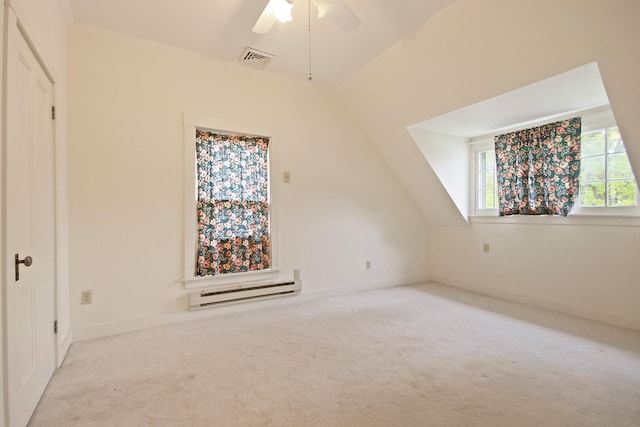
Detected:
left=581, top=156, right=605, bottom=181
left=485, top=189, right=496, bottom=209
left=607, top=128, right=625, bottom=153
left=581, top=131, right=605, bottom=156
left=477, top=189, right=496, bottom=209
left=608, top=153, right=634, bottom=180
left=477, top=190, right=485, bottom=209
left=484, top=152, right=495, bottom=171
left=608, top=180, right=638, bottom=207
left=485, top=170, right=495, bottom=190
left=580, top=182, right=606, bottom=207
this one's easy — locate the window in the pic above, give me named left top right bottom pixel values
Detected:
left=195, top=131, right=271, bottom=276
left=470, top=107, right=639, bottom=217
left=183, top=116, right=279, bottom=289
left=577, top=127, right=638, bottom=209
left=471, top=143, right=498, bottom=216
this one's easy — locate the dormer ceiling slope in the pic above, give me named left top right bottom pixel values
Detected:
left=338, top=0, right=640, bottom=225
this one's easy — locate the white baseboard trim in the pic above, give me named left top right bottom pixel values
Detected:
left=72, top=279, right=412, bottom=342
left=430, top=274, right=640, bottom=332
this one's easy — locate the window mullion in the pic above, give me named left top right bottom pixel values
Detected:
left=604, top=128, right=609, bottom=207
left=479, top=152, right=486, bottom=209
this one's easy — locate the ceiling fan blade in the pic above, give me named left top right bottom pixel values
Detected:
left=313, top=0, right=331, bottom=18
left=252, top=0, right=280, bottom=34
left=313, top=0, right=360, bottom=32
left=330, top=0, right=361, bottom=32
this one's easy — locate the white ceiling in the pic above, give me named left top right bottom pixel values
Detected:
left=67, top=0, right=455, bottom=86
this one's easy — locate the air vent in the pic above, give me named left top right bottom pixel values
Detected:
left=239, top=47, right=274, bottom=69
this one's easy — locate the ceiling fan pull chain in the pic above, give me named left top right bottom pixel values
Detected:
left=308, top=0, right=313, bottom=81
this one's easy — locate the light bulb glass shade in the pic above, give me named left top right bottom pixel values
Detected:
left=275, top=0, right=293, bottom=23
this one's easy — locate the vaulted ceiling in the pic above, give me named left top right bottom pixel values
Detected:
left=67, top=0, right=455, bottom=86
left=65, top=0, right=640, bottom=226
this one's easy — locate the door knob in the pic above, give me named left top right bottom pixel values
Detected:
left=15, top=254, right=33, bottom=281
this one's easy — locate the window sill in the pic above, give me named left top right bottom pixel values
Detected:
left=183, top=269, right=280, bottom=290
left=469, top=214, right=640, bottom=227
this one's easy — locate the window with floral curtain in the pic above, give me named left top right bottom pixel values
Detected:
left=195, top=131, right=271, bottom=276
left=494, top=117, right=581, bottom=217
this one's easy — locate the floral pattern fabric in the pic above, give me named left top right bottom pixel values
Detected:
left=195, top=131, right=271, bottom=276
left=494, top=117, right=581, bottom=217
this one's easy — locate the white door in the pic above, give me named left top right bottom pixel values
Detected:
left=4, top=14, right=56, bottom=427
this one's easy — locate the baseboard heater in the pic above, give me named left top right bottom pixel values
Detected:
left=189, top=279, right=301, bottom=310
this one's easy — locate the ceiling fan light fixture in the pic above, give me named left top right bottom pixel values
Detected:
left=275, top=0, right=294, bottom=23
left=252, top=0, right=293, bottom=33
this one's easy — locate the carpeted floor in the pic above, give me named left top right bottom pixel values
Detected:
left=29, top=282, right=640, bottom=426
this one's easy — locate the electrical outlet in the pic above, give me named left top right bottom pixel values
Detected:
left=293, top=269, right=300, bottom=280
left=483, top=243, right=490, bottom=253
left=365, top=260, right=371, bottom=270
left=81, top=290, right=93, bottom=305
left=284, top=171, right=291, bottom=183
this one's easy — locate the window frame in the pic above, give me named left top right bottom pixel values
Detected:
left=571, top=111, right=640, bottom=216
left=183, top=115, right=280, bottom=290
left=469, top=107, right=640, bottom=218
left=469, top=138, right=498, bottom=216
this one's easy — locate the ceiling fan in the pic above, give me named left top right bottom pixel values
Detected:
left=252, top=0, right=361, bottom=34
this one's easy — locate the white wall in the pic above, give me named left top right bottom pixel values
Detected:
left=407, top=129, right=468, bottom=221
left=339, top=0, right=640, bottom=329
left=67, top=24, right=429, bottom=340
left=430, top=220, right=640, bottom=329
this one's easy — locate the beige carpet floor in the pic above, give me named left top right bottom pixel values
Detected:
left=29, top=282, right=640, bottom=426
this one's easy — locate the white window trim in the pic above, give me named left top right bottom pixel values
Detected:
left=469, top=138, right=498, bottom=216
left=470, top=214, right=640, bottom=227
left=182, top=114, right=280, bottom=290
left=468, top=105, right=640, bottom=219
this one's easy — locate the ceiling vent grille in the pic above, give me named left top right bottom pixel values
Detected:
left=239, top=47, right=274, bottom=69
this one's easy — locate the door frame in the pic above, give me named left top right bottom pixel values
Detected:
left=1, top=1, right=62, bottom=424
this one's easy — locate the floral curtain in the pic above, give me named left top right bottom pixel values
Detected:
left=195, top=131, right=271, bottom=276
left=494, top=117, right=581, bottom=216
